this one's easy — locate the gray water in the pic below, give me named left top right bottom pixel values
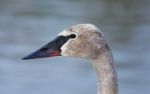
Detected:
left=0, top=0, right=150, bottom=94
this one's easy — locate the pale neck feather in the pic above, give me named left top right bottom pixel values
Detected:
left=91, top=49, right=118, bottom=94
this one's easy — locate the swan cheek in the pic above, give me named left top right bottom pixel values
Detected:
left=60, top=41, right=74, bottom=57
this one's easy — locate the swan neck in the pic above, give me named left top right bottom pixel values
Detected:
left=91, top=50, right=118, bottom=94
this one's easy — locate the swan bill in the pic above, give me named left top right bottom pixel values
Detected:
left=22, top=35, right=73, bottom=60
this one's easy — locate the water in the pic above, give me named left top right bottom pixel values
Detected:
left=0, top=0, right=150, bottom=94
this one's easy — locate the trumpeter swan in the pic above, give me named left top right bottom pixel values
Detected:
left=23, top=24, right=118, bottom=94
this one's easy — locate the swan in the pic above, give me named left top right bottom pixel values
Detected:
left=23, top=24, right=119, bottom=94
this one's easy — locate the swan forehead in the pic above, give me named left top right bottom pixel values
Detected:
left=58, top=23, right=103, bottom=36
left=74, top=24, right=102, bottom=33
left=76, top=24, right=99, bottom=31
left=58, top=30, right=70, bottom=36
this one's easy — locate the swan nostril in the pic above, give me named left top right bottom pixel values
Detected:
left=41, top=48, right=49, bottom=51
left=69, top=34, right=76, bottom=39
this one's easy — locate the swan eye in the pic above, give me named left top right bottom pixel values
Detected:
left=69, top=34, right=76, bottom=39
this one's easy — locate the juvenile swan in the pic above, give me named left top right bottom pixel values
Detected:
left=23, top=24, right=118, bottom=94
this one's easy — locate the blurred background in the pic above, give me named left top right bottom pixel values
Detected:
left=0, top=0, right=150, bottom=94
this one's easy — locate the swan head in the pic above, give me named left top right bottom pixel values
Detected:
left=23, top=24, right=108, bottom=60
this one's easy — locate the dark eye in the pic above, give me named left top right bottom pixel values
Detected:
left=69, top=34, right=76, bottom=39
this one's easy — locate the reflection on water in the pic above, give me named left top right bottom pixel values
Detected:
left=0, top=0, right=150, bottom=94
